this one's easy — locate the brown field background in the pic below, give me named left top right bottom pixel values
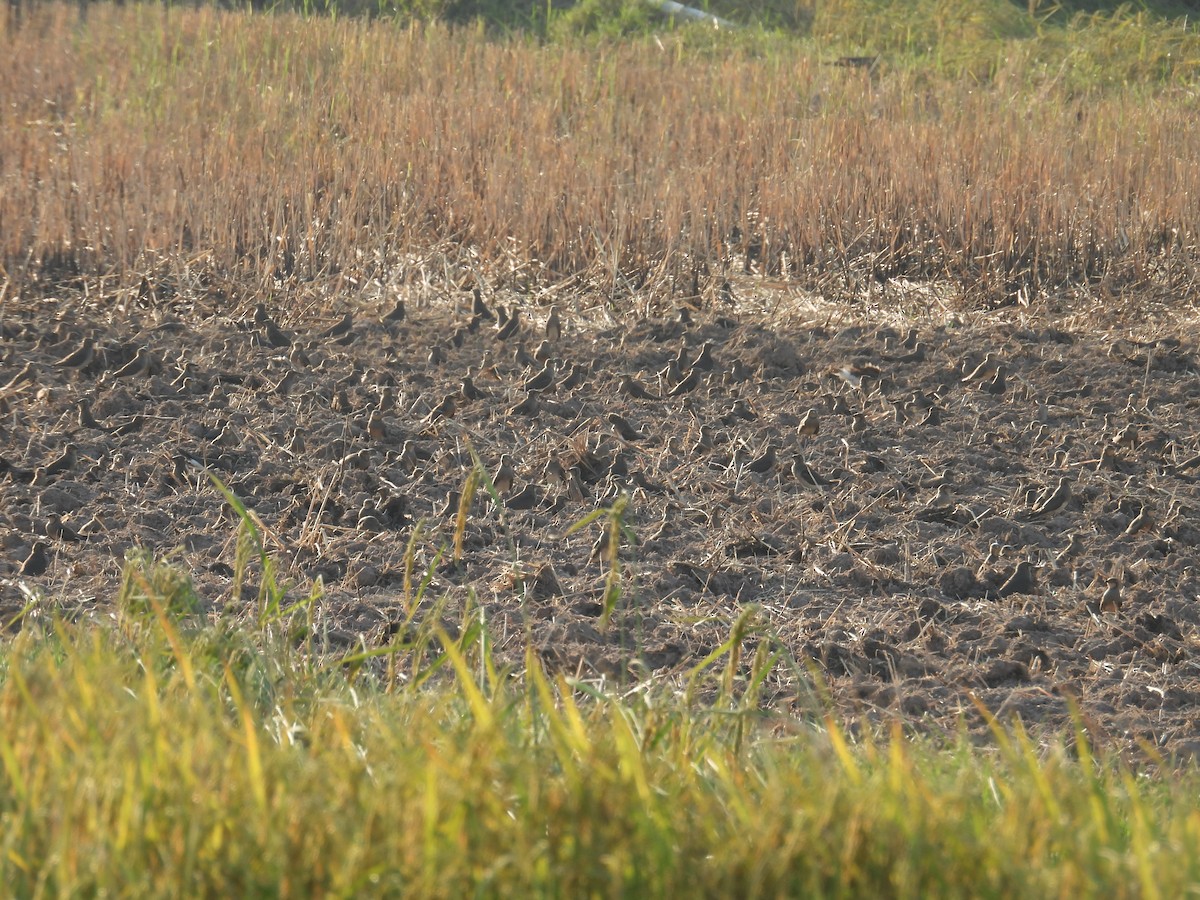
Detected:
left=2, top=2, right=1199, bottom=305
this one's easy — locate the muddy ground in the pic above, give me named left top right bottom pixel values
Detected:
left=4, top=275, right=1200, bottom=761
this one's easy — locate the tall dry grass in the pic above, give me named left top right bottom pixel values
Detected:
left=1, top=2, right=1198, bottom=304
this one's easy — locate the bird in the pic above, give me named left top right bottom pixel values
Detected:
left=961, top=352, right=998, bottom=383
left=112, top=347, right=152, bottom=379
left=427, top=345, right=446, bottom=366
left=365, top=409, right=386, bottom=441
left=76, top=398, right=101, bottom=429
left=507, top=392, right=540, bottom=417
left=981, top=365, right=1007, bottom=395
left=1055, top=532, right=1083, bottom=564
left=397, top=440, right=419, bottom=471
left=472, top=288, right=494, bottom=321
left=383, top=299, right=406, bottom=323
left=997, top=560, right=1037, bottom=598
left=523, top=361, right=557, bottom=393
left=55, top=338, right=95, bottom=370
left=789, top=453, right=825, bottom=486
left=263, top=318, right=292, bottom=349
left=976, top=542, right=1005, bottom=578
left=533, top=340, right=554, bottom=363
left=544, top=452, right=569, bottom=487
left=746, top=444, right=777, bottom=474
left=423, top=394, right=456, bottom=425
left=560, top=363, right=588, bottom=392
left=318, top=312, right=354, bottom=340
left=1029, top=476, right=1071, bottom=518
left=459, top=374, right=486, bottom=401
left=289, top=345, right=312, bottom=369
left=45, top=515, right=82, bottom=542
left=253, top=303, right=271, bottom=326
left=1124, top=504, right=1153, bottom=536
left=667, top=368, right=701, bottom=397
left=545, top=305, right=562, bottom=342
left=31, top=445, right=77, bottom=485
left=691, top=341, right=716, bottom=371
left=691, top=423, right=716, bottom=454
left=493, top=454, right=517, bottom=494
left=619, top=374, right=658, bottom=400
left=796, top=409, right=820, bottom=437
left=506, top=483, right=540, bottom=510
left=495, top=308, right=521, bottom=342
left=19, top=541, right=48, bottom=577
left=607, top=413, right=646, bottom=442
left=1099, top=577, right=1122, bottom=613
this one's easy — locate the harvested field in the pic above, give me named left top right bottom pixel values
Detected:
left=5, top=276, right=1200, bottom=761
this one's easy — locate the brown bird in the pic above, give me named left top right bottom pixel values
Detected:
left=506, top=483, right=540, bottom=511
left=607, top=413, right=646, bottom=442
left=1099, top=577, right=1122, bottom=613
left=31, top=444, right=77, bottom=485
left=523, top=361, right=557, bottom=393
left=45, top=514, right=82, bottom=543
left=692, top=423, right=717, bottom=454
left=495, top=308, right=521, bottom=342
left=981, top=365, right=1007, bottom=395
left=383, top=298, right=406, bottom=323
left=789, top=452, right=825, bottom=486
left=560, top=363, right=588, bottom=392
left=961, top=352, right=998, bottom=383
left=667, top=368, right=701, bottom=397
left=253, top=303, right=271, bottom=326
left=112, top=347, right=153, bottom=379
left=55, top=338, right=95, bottom=370
left=289, top=345, right=312, bottom=369
left=691, top=341, right=716, bottom=371
left=545, top=305, right=562, bottom=342
left=1029, top=476, right=1071, bottom=518
left=997, top=560, right=1037, bottom=598
left=796, top=408, right=820, bottom=437
left=507, top=392, right=540, bottom=417
left=19, top=541, right=48, bottom=577
left=365, top=409, right=386, bottom=441
left=746, top=444, right=777, bottom=474
left=493, top=454, right=517, bottom=494
left=263, top=318, right=292, bottom=349
left=427, top=345, right=446, bottom=366
left=533, top=340, right=554, bottom=363
left=544, top=452, right=569, bottom=487
left=1124, top=504, right=1153, bottom=536
left=319, top=312, right=354, bottom=340
left=472, top=288, right=494, bottom=321
left=619, top=374, right=658, bottom=400
left=423, top=394, right=456, bottom=424
left=459, top=374, right=486, bottom=401
left=77, top=398, right=101, bottom=429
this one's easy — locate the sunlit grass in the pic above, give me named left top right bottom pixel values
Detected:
left=1, top=541, right=1199, bottom=895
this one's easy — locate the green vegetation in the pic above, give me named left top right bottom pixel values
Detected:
left=2, top=540, right=1199, bottom=895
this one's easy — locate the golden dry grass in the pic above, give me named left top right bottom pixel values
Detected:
left=2, top=2, right=1199, bottom=307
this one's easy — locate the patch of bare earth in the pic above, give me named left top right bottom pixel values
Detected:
left=4, top=277, right=1200, bottom=761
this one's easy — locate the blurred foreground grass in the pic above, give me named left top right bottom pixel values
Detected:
left=1, top=546, right=1199, bottom=896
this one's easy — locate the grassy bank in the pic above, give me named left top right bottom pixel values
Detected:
left=2, top=2, right=1199, bottom=305
left=0, top=550, right=1197, bottom=896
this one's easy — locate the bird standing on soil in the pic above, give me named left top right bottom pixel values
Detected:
left=495, top=308, right=521, bottom=342
left=797, top=408, right=820, bottom=437
left=607, top=413, right=646, bottom=442
left=472, top=288, right=494, bottom=321
left=19, top=541, right=49, bottom=577
left=961, top=352, right=998, bottom=383
left=1099, top=576, right=1122, bottom=613
left=545, top=306, right=562, bottom=342
left=619, top=374, right=659, bottom=400
left=383, top=298, right=406, bottom=323
left=998, top=560, right=1037, bottom=598
left=423, top=394, right=456, bottom=425
left=1029, top=476, right=1071, bottom=518
left=493, top=454, right=517, bottom=495
left=789, top=452, right=825, bottom=487
left=318, top=312, right=354, bottom=341
left=55, top=338, right=95, bottom=370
